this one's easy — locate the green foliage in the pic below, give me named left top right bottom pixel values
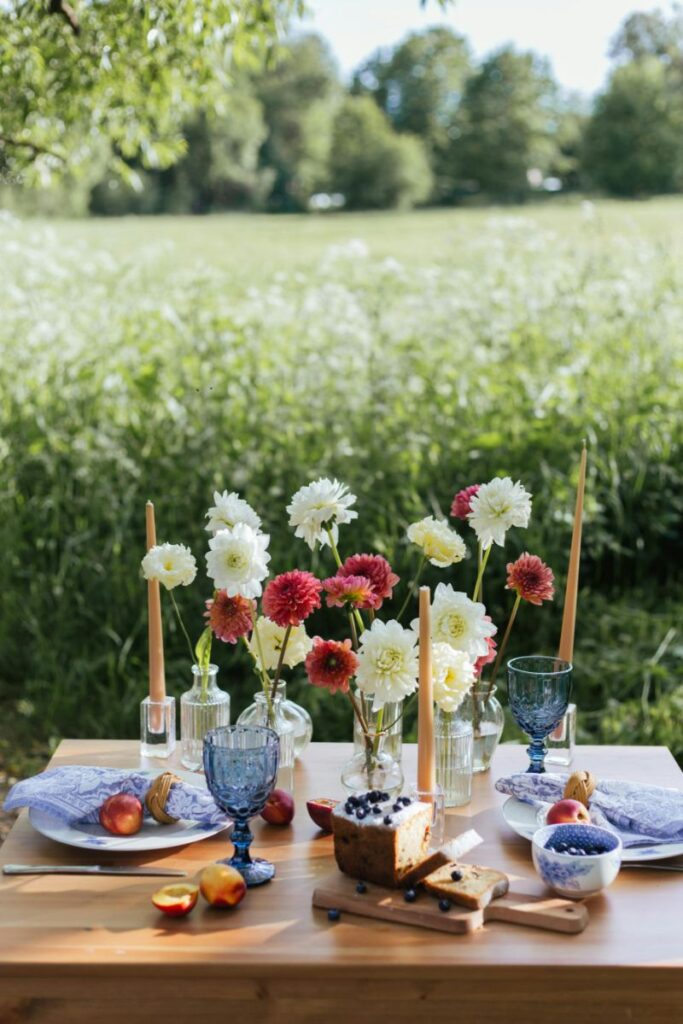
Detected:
left=328, top=96, right=433, bottom=209
left=0, top=203, right=681, bottom=751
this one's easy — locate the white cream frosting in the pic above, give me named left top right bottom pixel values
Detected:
left=333, top=795, right=431, bottom=830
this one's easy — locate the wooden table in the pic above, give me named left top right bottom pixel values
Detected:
left=1, top=741, right=681, bottom=1024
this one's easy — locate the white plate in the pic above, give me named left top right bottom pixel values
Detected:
left=502, top=797, right=683, bottom=863
left=29, top=769, right=230, bottom=853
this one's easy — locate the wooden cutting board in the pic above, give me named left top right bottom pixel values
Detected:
left=313, top=872, right=589, bottom=935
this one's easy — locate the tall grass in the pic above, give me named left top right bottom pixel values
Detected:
left=0, top=205, right=681, bottom=757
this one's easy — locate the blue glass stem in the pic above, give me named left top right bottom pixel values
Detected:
left=228, top=817, right=253, bottom=869
left=527, top=734, right=548, bottom=774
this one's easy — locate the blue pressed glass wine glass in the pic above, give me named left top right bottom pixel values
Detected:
left=203, top=725, right=280, bottom=886
left=507, top=656, right=572, bottom=774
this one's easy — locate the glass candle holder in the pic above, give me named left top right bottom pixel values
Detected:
left=545, top=702, right=577, bottom=766
left=140, top=695, right=176, bottom=759
left=406, top=781, right=446, bottom=849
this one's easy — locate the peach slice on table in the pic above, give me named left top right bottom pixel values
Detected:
left=152, top=883, right=199, bottom=917
left=199, top=864, right=247, bottom=909
left=306, top=798, right=339, bottom=832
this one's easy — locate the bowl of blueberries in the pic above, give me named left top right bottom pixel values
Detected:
left=531, top=822, right=622, bottom=899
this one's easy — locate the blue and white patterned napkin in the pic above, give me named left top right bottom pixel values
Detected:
left=4, top=766, right=229, bottom=827
left=495, top=772, right=683, bottom=848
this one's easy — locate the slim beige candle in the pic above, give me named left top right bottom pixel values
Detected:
left=417, top=586, right=435, bottom=793
left=558, top=442, right=587, bottom=664
left=146, top=501, right=166, bottom=704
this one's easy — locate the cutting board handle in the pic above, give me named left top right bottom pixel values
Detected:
left=485, top=892, right=588, bottom=934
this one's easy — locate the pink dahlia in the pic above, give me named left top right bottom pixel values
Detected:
left=205, top=591, right=255, bottom=644
left=323, top=573, right=375, bottom=610
left=473, top=634, right=497, bottom=679
left=305, top=638, right=358, bottom=695
left=262, top=570, right=322, bottom=628
left=338, top=554, right=399, bottom=609
left=506, top=553, right=555, bottom=606
left=450, top=484, right=481, bottom=520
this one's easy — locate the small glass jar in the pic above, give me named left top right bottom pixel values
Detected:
left=434, top=707, right=473, bottom=807
left=237, top=687, right=295, bottom=793
left=277, top=681, right=313, bottom=759
left=340, top=732, right=403, bottom=797
left=180, top=664, right=230, bottom=771
left=460, top=684, right=505, bottom=773
left=352, top=691, right=403, bottom=763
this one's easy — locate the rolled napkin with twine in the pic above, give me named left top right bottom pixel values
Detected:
left=4, top=766, right=229, bottom=827
left=495, top=771, right=683, bottom=848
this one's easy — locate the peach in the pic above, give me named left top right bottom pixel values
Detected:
left=199, top=863, right=247, bottom=909
left=306, top=797, right=338, bottom=832
left=546, top=798, right=591, bottom=826
left=261, top=788, right=295, bottom=826
left=99, top=793, right=144, bottom=835
left=152, top=883, right=199, bottom=917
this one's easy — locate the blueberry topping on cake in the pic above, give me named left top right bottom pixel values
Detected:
left=438, top=898, right=452, bottom=912
left=399, top=797, right=411, bottom=806
left=450, top=869, right=463, bottom=881
left=404, top=888, right=417, bottom=902
left=372, top=806, right=382, bottom=815
left=383, top=815, right=393, bottom=826
left=356, top=881, right=367, bottom=894
left=356, top=808, right=367, bottom=820
left=327, top=908, right=341, bottom=921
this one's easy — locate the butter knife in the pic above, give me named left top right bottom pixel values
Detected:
left=3, top=864, right=186, bottom=877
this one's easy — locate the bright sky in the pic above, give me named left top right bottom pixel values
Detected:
left=297, top=0, right=666, bottom=96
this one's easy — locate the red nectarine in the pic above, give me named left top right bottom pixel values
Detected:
left=99, top=793, right=144, bottom=835
left=546, top=798, right=591, bottom=826
left=261, top=788, right=295, bottom=826
left=199, top=864, right=247, bottom=909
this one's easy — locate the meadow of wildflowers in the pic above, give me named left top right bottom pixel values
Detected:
left=0, top=203, right=681, bottom=759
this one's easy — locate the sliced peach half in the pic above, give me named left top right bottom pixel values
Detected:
left=152, top=882, right=199, bottom=917
left=306, top=797, right=339, bottom=832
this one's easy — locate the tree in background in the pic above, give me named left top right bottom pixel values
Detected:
left=352, top=27, right=471, bottom=200
left=327, top=96, right=433, bottom=209
left=0, top=0, right=301, bottom=185
left=456, top=48, right=560, bottom=200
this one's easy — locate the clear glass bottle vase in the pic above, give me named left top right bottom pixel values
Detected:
left=460, top=684, right=504, bottom=773
left=277, top=681, right=313, bottom=759
left=180, top=664, right=231, bottom=771
left=435, top=706, right=473, bottom=807
left=236, top=687, right=295, bottom=793
left=352, top=690, right=403, bottom=763
left=341, top=730, right=403, bottom=797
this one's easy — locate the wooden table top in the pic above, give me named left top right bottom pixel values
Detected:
left=1, top=740, right=682, bottom=1023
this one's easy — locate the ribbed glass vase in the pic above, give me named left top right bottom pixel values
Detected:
left=237, top=688, right=295, bottom=793
left=435, top=707, right=473, bottom=807
left=180, top=664, right=230, bottom=771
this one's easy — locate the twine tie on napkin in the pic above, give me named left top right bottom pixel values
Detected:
left=563, top=770, right=597, bottom=809
left=145, top=771, right=181, bottom=824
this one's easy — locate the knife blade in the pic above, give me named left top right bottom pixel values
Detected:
left=2, top=864, right=186, bottom=877
left=622, top=862, right=683, bottom=873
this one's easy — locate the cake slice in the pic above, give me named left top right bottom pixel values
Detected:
left=423, top=862, right=509, bottom=909
left=332, top=791, right=432, bottom=888
left=399, top=830, right=484, bottom=888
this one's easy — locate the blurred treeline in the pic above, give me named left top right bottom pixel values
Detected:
left=7, top=9, right=683, bottom=217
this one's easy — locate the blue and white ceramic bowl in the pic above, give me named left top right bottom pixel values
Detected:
left=532, top=823, right=622, bottom=899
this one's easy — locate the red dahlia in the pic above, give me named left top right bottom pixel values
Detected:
left=305, top=638, right=358, bottom=695
left=262, top=570, right=322, bottom=628
left=450, top=484, right=481, bottom=520
left=338, top=554, right=399, bottom=609
left=323, top=573, right=375, bottom=610
left=205, top=591, right=255, bottom=644
left=506, top=553, right=555, bottom=606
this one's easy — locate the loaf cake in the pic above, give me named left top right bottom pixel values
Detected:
left=399, top=830, right=483, bottom=888
left=423, top=861, right=509, bottom=909
left=332, top=791, right=432, bottom=888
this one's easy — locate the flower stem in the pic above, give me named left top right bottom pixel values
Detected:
left=348, top=612, right=359, bottom=651
left=397, top=553, right=427, bottom=622
left=169, top=591, right=197, bottom=667
left=270, top=624, right=292, bottom=703
left=472, top=544, right=492, bottom=602
left=325, top=527, right=343, bottom=569
left=249, top=618, right=274, bottom=721
left=487, top=593, right=522, bottom=696
left=372, top=704, right=384, bottom=756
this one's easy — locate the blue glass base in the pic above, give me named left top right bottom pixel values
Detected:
left=223, top=855, right=275, bottom=887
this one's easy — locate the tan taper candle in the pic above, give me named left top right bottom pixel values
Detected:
left=558, top=442, right=587, bottom=664
left=146, top=501, right=166, bottom=703
left=417, top=586, right=435, bottom=793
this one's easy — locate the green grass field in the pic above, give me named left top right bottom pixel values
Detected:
left=0, top=198, right=681, bottom=764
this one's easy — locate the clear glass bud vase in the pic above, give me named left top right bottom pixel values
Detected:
left=352, top=690, right=403, bottom=763
left=180, top=664, right=230, bottom=771
left=461, top=684, right=505, bottom=773
left=435, top=706, right=474, bottom=807
left=341, top=731, right=403, bottom=797
left=237, top=688, right=295, bottom=793
left=278, top=681, right=313, bottom=759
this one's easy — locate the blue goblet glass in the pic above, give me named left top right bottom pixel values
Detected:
left=203, top=725, right=280, bottom=886
left=507, top=656, right=572, bottom=774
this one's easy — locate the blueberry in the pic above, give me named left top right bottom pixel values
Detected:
left=327, top=908, right=341, bottom=922
left=356, top=882, right=367, bottom=894
left=348, top=796, right=359, bottom=808
left=399, top=796, right=411, bottom=806
left=404, top=888, right=418, bottom=903
left=392, top=803, right=403, bottom=813
left=438, top=898, right=451, bottom=912
left=384, top=815, right=393, bottom=826
left=450, top=869, right=462, bottom=881
left=379, top=792, right=390, bottom=802
left=356, top=808, right=367, bottom=820
left=372, top=806, right=382, bottom=815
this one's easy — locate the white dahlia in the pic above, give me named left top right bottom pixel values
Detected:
left=141, top=543, right=197, bottom=590
left=413, top=583, right=496, bottom=660
left=468, top=476, right=532, bottom=549
left=355, top=618, right=419, bottom=710
left=407, top=515, right=467, bottom=567
left=205, top=490, right=262, bottom=534
left=431, top=642, right=476, bottom=713
left=286, top=477, right=358, bottom=550
left=247, top=616, right=312, bottom=672
left=205, top=523, right=270, bottom=598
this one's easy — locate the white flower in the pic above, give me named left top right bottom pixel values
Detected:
left=431, top=642, right=476, bottom=713
left=141, top=543, right=197, bottom=590
left=205, top=523, right=270, bottom=598
left=468, top=476, right=532, bottom=549
left=356, top=619, right=419, bottom=710
left=205, top=490, right=261, bottom=534
left=407, top=515, right=467, bottom=567
left=247, top=616, right=312, bottom=672
left=287, top=477, right=358, bottom=550
left=413, top=583, right=496, bottom=660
